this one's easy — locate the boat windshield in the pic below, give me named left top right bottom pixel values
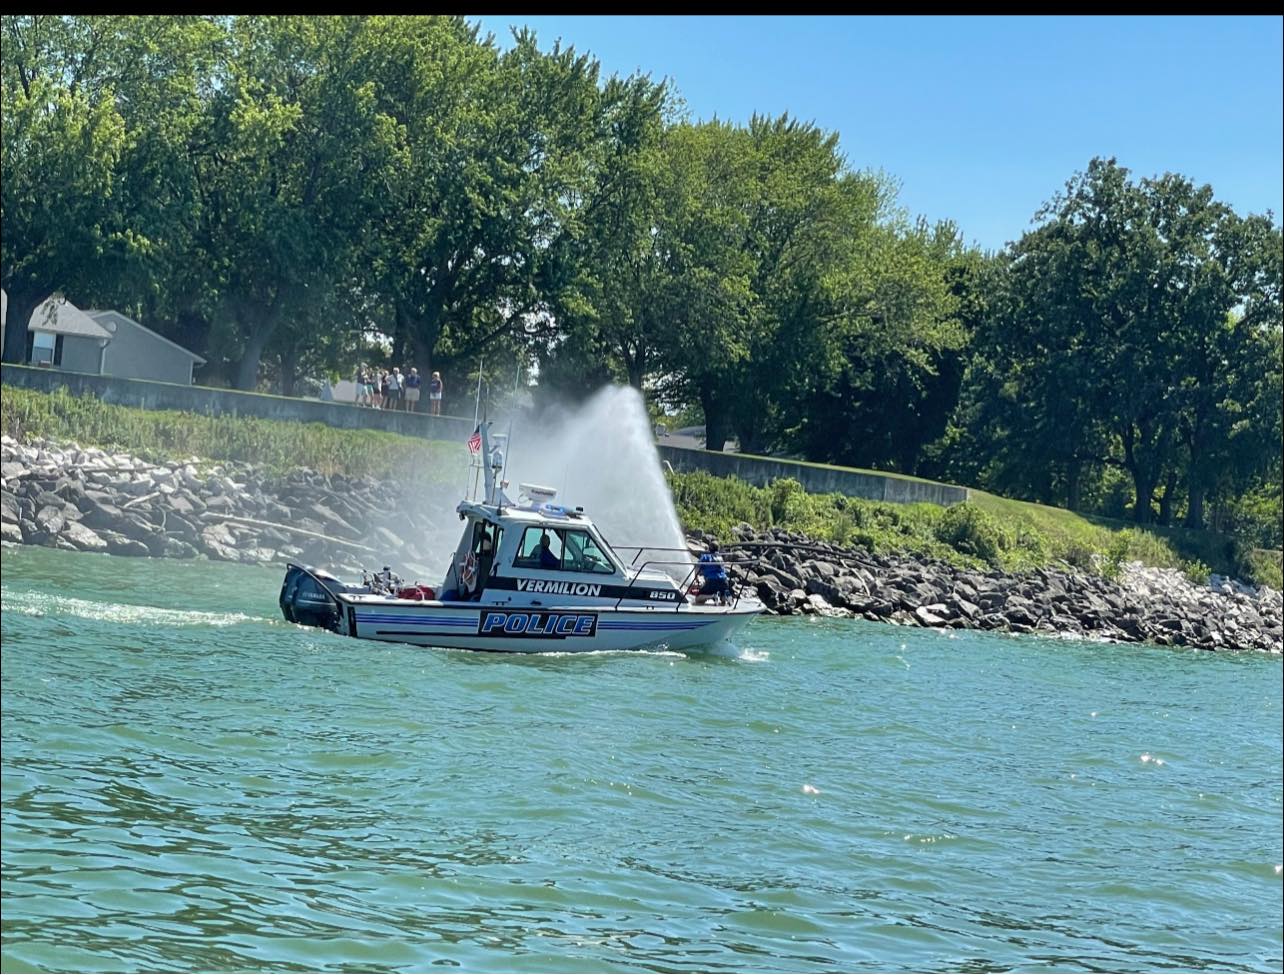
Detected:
left=514, top=526, right=616, bottom=574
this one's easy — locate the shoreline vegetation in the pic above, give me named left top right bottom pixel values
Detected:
left=4, top=16, right=1278, bottom=597
left=2, top=385, right=1280, bottom=654
left=7, top=384, right=1276, bottom=589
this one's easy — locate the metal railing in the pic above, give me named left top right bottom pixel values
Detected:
left=610, top=553, right=769, bottom=613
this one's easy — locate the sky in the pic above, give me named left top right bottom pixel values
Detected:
left=473, top=15, right=1283, bottom=253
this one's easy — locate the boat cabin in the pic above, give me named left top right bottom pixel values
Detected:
left=438, top=489, right=688, bottom=609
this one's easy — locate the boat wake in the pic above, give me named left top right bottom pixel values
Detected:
left=0, top=587, right=261, bottom=628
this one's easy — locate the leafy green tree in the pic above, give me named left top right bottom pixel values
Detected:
left=541, top=73, right=672, bottom=392
left=1, top=15, right=128, bottom=361
left=962, top=158, right=1281, bottom=525
left=365, top=21, right=606, bottom=387
left=188, top=16, right=397, bottom=390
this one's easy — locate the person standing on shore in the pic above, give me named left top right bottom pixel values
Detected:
left=387, top=367, right=403, bottom=411
left=429, top=371, right=443, bottom=416
left=404, top=368, right=422, bottom=412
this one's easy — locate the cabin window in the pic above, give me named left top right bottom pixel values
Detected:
left=515, top=527, right=564, bottom=570
left=561, top=529, right=616, bottom=574
left=514, top=527, right=615, bottom=574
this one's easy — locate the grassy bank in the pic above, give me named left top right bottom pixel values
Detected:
left=1, top=384, right=465, bottom=481
left=669, top=470, right=1281, bottom=589
left=4, top=383, right=1277, bottom=589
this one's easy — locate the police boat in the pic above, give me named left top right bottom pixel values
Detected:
left=280, top=423, right=762, bottom=652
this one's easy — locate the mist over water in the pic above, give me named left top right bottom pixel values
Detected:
left=496, top=385, right=692, bottom=581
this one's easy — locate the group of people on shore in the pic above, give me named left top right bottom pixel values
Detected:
left=353, top=366, right=443, bottom=415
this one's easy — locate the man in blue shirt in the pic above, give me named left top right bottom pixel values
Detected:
left=697, top=540, right=730, bottom=604
left=538, top=532, right=561, bottom=570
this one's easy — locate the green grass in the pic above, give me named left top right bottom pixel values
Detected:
left=5, top=382, right=1277, bottom=588
left=2, top=384, right=465, bottom=483
left=668, top=469, right=1279, bottom=587
left=685, top=444, right=961, bottom=488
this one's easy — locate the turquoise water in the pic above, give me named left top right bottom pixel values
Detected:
left=2, top=544, right=1281, bottom=973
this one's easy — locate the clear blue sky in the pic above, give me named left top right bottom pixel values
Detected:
left=473, top=15, right=1283, bottom=253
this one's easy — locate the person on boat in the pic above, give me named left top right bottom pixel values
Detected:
left=696, top=540, right=730, bottom=605
left=473, top=528, right=496, bottom=599
left=538, top=531, right=560, bottom=570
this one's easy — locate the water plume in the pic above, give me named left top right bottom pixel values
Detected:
left=496, top=385, right=693, bottom=583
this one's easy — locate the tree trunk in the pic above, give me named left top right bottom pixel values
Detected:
left=1185, top=486, right=1205, bottom=530
left=234, top=300, right=285, bottom=392
left=1066, top=463, right=1083, bottom=512
left=737, top=424, right=766, bottom=455
left=278, top=346, right=299, bottom=397
left=700, top=382, right=728, bottom=453
left=1131, top=468, right=1156, bottom=524
left=623, top=337, right=646, bottom=391
left=236, top=328, right=271, bottom=391
left=401, top=303, right=442, bottom=403
left=1, top=289, right=46, bottom=365
left=1158, top=469, right=1178, bottom=526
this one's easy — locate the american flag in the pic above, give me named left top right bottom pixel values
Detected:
left=467, top=425, right=482, bottom=454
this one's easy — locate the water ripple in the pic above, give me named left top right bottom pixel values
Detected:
left=2, top=546, right=1281, bottom=972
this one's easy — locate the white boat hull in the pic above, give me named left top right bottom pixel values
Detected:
left=336, top=596, right=760, bottom=653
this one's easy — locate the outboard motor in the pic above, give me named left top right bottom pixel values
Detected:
left=280, top=564, right=341, bottom=631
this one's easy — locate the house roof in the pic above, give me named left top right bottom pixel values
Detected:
left=85, top=309, right=207, bottom=364
left=0, top=291, right=112, bottom=341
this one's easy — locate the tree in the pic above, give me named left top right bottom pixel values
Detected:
left=1, top=15, right=128, bottom=361
left=366, top=21, right=606, bottom=387
left=967, top=157, right=1281, bottom=525
left=542, top=73, right=672, bottom=392
left=186, top=16, right=397, bottom=390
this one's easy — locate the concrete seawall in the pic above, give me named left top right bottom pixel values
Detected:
left=4, top=364, right=967, bottom=507
left=2, top=364, right=475, bottom=441
left=657, top=444, right=968, bottom=506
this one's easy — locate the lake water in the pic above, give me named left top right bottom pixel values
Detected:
left=2, top=544, right=1280, bottom=972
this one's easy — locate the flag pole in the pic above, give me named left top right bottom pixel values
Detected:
left=466, top=358, right=483, bottom=501
left=499, top=361, right=521, bottom=497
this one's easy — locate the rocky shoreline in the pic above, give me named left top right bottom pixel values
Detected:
left=716, top=526, right=1281, bottom=653
left=3, top=436, right=1281, bottom=654
left=1, top=436, right=456, bottom=580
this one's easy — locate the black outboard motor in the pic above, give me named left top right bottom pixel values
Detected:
left=280, top=564, right=341, bottom=631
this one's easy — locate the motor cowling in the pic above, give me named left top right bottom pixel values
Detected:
left=280, top=565, right=341, bottom=631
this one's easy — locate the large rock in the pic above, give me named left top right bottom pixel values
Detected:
left=96, top=529, right=152, bottom=558
left=35, top=504, right=66, bottom=537
left=162, top=538, right=199, bottom=559
left=81, top=499, right=126, bottom=532
left=1, top=491, right=20, bottom=524
left=201, top=522, right=238, bottom=550
left=915, top=604, right=950, bottom=626
left=61, top=521, right=108, bottom=553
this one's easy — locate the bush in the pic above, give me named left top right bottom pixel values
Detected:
left=1181, top=559, right=1212, bottom=586
left=1101, top=531, right=1132, bottom=580
left=933, top=502, right=1009, bottom=565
